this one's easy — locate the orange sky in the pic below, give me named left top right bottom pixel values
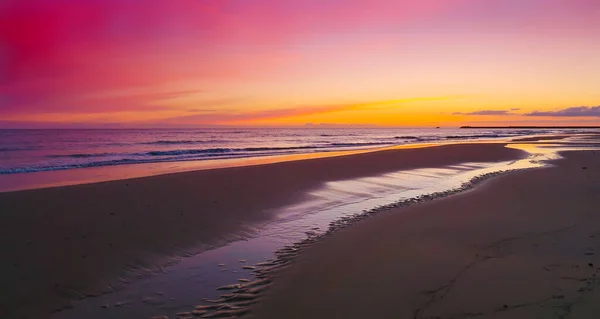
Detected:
left=1, top=0, right=599, bottom=128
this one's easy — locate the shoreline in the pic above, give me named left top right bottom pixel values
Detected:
left=0, top=131, right=580, bottom=194
left=252, top=149, right=600, bottom=318
left=0, top=142, right=418, bottom=193
left=0, top=143, right=526, bottom=319
left=0, top=136, right=564, bottom=194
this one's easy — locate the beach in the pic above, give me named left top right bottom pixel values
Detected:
left=4, top=0, right=600, bottom=318
left=253, top=150, right=600, bottom=319
left=0, top=143, right=525, bottom=319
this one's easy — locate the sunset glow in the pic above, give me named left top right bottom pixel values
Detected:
left=1, top=0, right=599, bottom=128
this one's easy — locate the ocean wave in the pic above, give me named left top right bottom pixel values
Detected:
left=49, top=146, right=316, bottom=159
left=0, top=159, right=138, bottom=174
left=104, top=142, right=133, bottom=147
left=45, top=143, right=398, bottom=161
left=0, top=152, right=252, bottom=175
left=0, top=146, right=39, bottom=152
left=445, top=134, right=508, bottom=139
left=329, top=142, right=394, bottom=147
left=319, top=134, right=360, bottom=137
left=245, top=146, right=321, bottom=151
left=143, top=146, right=322, bottom=156
left=144, top=148, right=233, bottom=156
left=141, top=140, right=227, bottom=145
left=47, top=152, right=118, bottom=158
left=415, top=136, right=443, bottom=141
left=1, top=142, right=404, bottom=174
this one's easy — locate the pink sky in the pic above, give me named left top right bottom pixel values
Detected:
left=1, top=0, right=599, bottom=127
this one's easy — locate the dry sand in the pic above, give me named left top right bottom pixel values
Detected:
left=0, top=143, right=523, bottom=318
left=253, top=150, right=600, bottom=319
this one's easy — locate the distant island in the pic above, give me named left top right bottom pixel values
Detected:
left=460, top=126, right=600, bottom=129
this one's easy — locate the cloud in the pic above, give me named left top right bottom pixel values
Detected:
left=160, top=96, right=459, bottom=125
left=0, top=89, right=204, bottom=114
left=453, top=110, right=514, bottom=116
left=525, top=106, right=600, bottom=117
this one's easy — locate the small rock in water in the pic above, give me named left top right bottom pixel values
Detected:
left=150, top=316, right=169, bottom=319
left=218, top=264, right=225, bottom=267
left=239, top=260, right=247, bottom=263
left=589, top=263, right=594, bottom=267
left=582, top=167, right=587, bottom=170
left=242, top=266, right=256, bottom=270
left=238, top=279, right=250, bottom=282
left=101, top=304, right=109, bottom=308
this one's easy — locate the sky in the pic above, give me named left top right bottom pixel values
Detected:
left=1, top=0, right=599, bottom=128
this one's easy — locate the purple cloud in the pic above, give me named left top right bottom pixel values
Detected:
left=525, top=106, right=600, bottom=117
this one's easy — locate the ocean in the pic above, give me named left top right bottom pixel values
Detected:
left=0, top=127, right=585, bottom=175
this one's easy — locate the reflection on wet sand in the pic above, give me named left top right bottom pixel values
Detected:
left=52, top=136, right=600, bottom=319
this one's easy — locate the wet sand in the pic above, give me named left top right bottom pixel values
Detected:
left=253, top=150, right=600, bottom=319
left=511, top=135, right=571, bottom=142
left=0, top=143, right=524, bottom=318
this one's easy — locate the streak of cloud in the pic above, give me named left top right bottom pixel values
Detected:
left=525, top=106, right=600, bottom=117
left=453, top=110, right=514, bottom=116
left=163, top=96, right=462, bottom=124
